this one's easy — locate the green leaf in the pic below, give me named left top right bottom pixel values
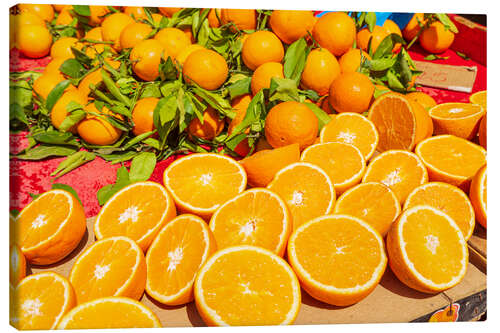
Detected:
left=387, top=70, right=405, bottom=91
left=98, top=151, right=138, bottom=164
left=303, top=102, right=332, bottom=133
left=143, top=138, right=160, bottom=149
left=435, top=13, right=458, bottom=33
left=71, top=46, right=93, bottom=67
left=225, top=133, right=248, bottom=152
left=373, top=33, right=406, bottom=59
left=365, top=12, right=377, bottom=31
left=10, top=103, right=29, bottom=125
left=226, top=90, right=266, bottom=141
left=283, top=38, right=309, bottom=85
left=456, top=51, right=470, bottom=60
left=140, top=84, right=162, bottom=98
left=97, top=166, right=131, bottom=205
left=129, top=152, right=157, bottom=182
left=59, top=109, right=86, bottom=132
left=369, top=57, right=397, bottom=71
left=122, top=131, right=155, bottom=150
left=227, top=77, right=252, bottom=100
left=423, top=54, right=449, bottom=61
left=45, top=80, right=71, bottom=111
left=51, top=151, right=95, bottom=178
left=192, top=87, right=234, bottom=118
left=52, top=183, right=83, bottom=205
left=59, top=59, right=87, bottom=79
left=72, top=5, right=91, bottom=16
left=269, top=77, right=300, bottom=103
left=33, top=131, right=80, bottom=147
left=14, top=145, right=77, bottom=160
left=159, top=57, right=178, bottom=81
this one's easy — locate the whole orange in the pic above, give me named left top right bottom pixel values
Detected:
left=264, top=101, right=318, bottom=150
left=50, top=37, right=78, bottom=60
left=220, top=9, right=257, bottom=31
left=154, top=27, right=192, bottom=59
left=18, top=4, right=54, bottom=22
left=101, top=13, right=134, bottom=51
left=43, top=58, right=66, bottom=75
left=13, top=11, right=46, bottom=27
left=312, top=12, right=356, bottom=56
left=183, top=49, right=229, bottom=90
left=78, top=61, right=121, bottom=97
left=402, top=13, right=425, bottom=41
left=119, top=23, right=152, bottom=50
left=419, top=21, right=455, bottom=54
left=176, top=44, right=205, bottom=65
left=158, top=7, right=182, bottom=17
left=84, top=27, right=103, bottom=41
left=130, top=39, right=166, bottom=81
left=251, top=62, right=284, bottom=95
left=207, top=8, right=221, bottom=28
left=228, top=94, right=253, bottom=156
left=53, top=5, right=66, bottom=12
left=33, top=72, right=69, bottom=100
left=339, top=48, right=371, bottom=73
left=51, top=90, right=88, bottom=131
left=132, top=97, right=159, bottom=136
left=269, top=10, right=316, bottom=44
left=89, top=6, right=110, bottom=26
left=329, top=72, right=374, bottom=114
left=55, top=6, right=74, bottom=25
left=301, top=48, right=341, bottom=96
left=123, top=6, right=147, bottom=20
left=16, top=24, right=52, bottom=58
left=241, top=31, right=284, bottom=70
left=187, top=107, right=225, bottom=140
left=77, top=103, right=123, bottom=146
left=356, top=25, right=389, bottom=53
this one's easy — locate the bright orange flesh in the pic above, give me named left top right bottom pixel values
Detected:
left=69, top=236, right=146, bottom=304
left=386, top=205, right=468, bottom=293
left=415, top=135, right=486, bottom=190
left=362, top=150, right=428, bottom=203
left=94, top=182, right=176, bottom=251
left=287, top=215, right=387, bottom=306
left=146, top=214, right=216, bottom=305
left=268, top=162, right=335, bottom=230
left=334, top=182, right=400, bottom=236
left=301, top=142, right=366, bottom=194
left=320, top=112, right=379, bottom=160
left=404, top=182, right=475, bottom=240
left=429, top=103, right=485, bottom=139
left=163, top=153, right=247, bottom=219
left=10, top=244, right=26, bottom=286
left=209, top=189, right=291, bottom=256
left=194, top=246, right=301, bottom=326
left=57, top=297, right=161, bottom=329
left=11, top=272, right=76, bottom=330
left=15, top=189, right=86, bottom=265
left=469, top=165, right=487, bottom=228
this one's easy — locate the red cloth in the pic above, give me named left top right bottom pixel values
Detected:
left=9, top=37, right=487, bottom=217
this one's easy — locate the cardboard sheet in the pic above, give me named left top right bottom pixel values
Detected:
left=414, top=60, right=478, bottom=93
left=30, top=217, right=487, bottom=326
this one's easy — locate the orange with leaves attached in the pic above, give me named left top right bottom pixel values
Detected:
left=130, top=39, right=166, bottom=81
left=329, top=72, right=374, bottom=114
left=339, top=48, right=371, bottom=73
left=301, top=48, right=341, bottom=96
left=357, top=25, right=389, bottom=53
left=183, top=49, right=228, bottom=90
left=251, top=62, right=284, bottom=95
left=312, top=12, right=356, bottom=56
left=188, top=107, right=225, bottom=141
left=77, top=103, right=123, bottom=146
left=51, top=90, right=88, bottom=131
left=132, top=97, right=159, bottom=136
left=419, top=21, right=455, bottom=54
left=242, top=31, right=284, bottom=71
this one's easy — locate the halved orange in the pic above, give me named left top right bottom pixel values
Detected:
left=415, top=135, right=486, bottom=190
left=478, top=115, right=486, bottom=149
left=240, top=143, right=300, bottom=187
left=368, top=92, right=432, bottom=152
left=362, top=150, right=428, bottom=203
left=163, top=153, right=247, bottom=219
left=404, top=182, right=475, bottom=240
left=334, top=182, right=400, bottom=236
left=386, top=205, right=468, bottom=293
left=301, top=142, right=366, bottom=194
left=69, top=236, right=146, bottom=304
left=267, top=162, right=336, bottom=230
left=15, top=189, right=86, bottom=265
left=320, top=112, right=379, bottom=160
left=469, top=165, right=487, bottom=228
left=10, top=244, right=26, bottom=286
left=146, top=214, right=216, bottom=305
left=56, top=296, right=161, bottom=329
left=209, top=188, right=291, bottom=256
left=469, top=90, right=486, bottom=109
left=429, top=102, right=485, bottom=139
left=194, top=245, right=301, bottom=326
left=10, top=272, right=76, bottom=330
left=287, top=214, right=387, bottom=306
left=94, top=181, right=176, bottom=252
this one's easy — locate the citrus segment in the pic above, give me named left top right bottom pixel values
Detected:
left=95, top=181, right=176, bottom=251
left=15, top=189, right=86, bottom=265
left=146, top=214, right=215, bottom=305
left=287, top=214, right=387, bottom=306
left=362, top=150, right=428, bottom=203
left=69, top=236, right=146, bottom=304
left=404, top=182, right=475, bottom=240
left=56, top=296, right=161, bottom=329
left=469, top=165, right=487, bottom=228
left=194, top=245, right=301, bottom=326
left=429, top=102, right=485, bottom=139
left=163, top=153, right=247, bottom=219
left=386, top=205, right=468, bottom=293
left=334, top=182, right=400, bottom=236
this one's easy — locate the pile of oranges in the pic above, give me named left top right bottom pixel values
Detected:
left=10, top=4, right=486, bottom=329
